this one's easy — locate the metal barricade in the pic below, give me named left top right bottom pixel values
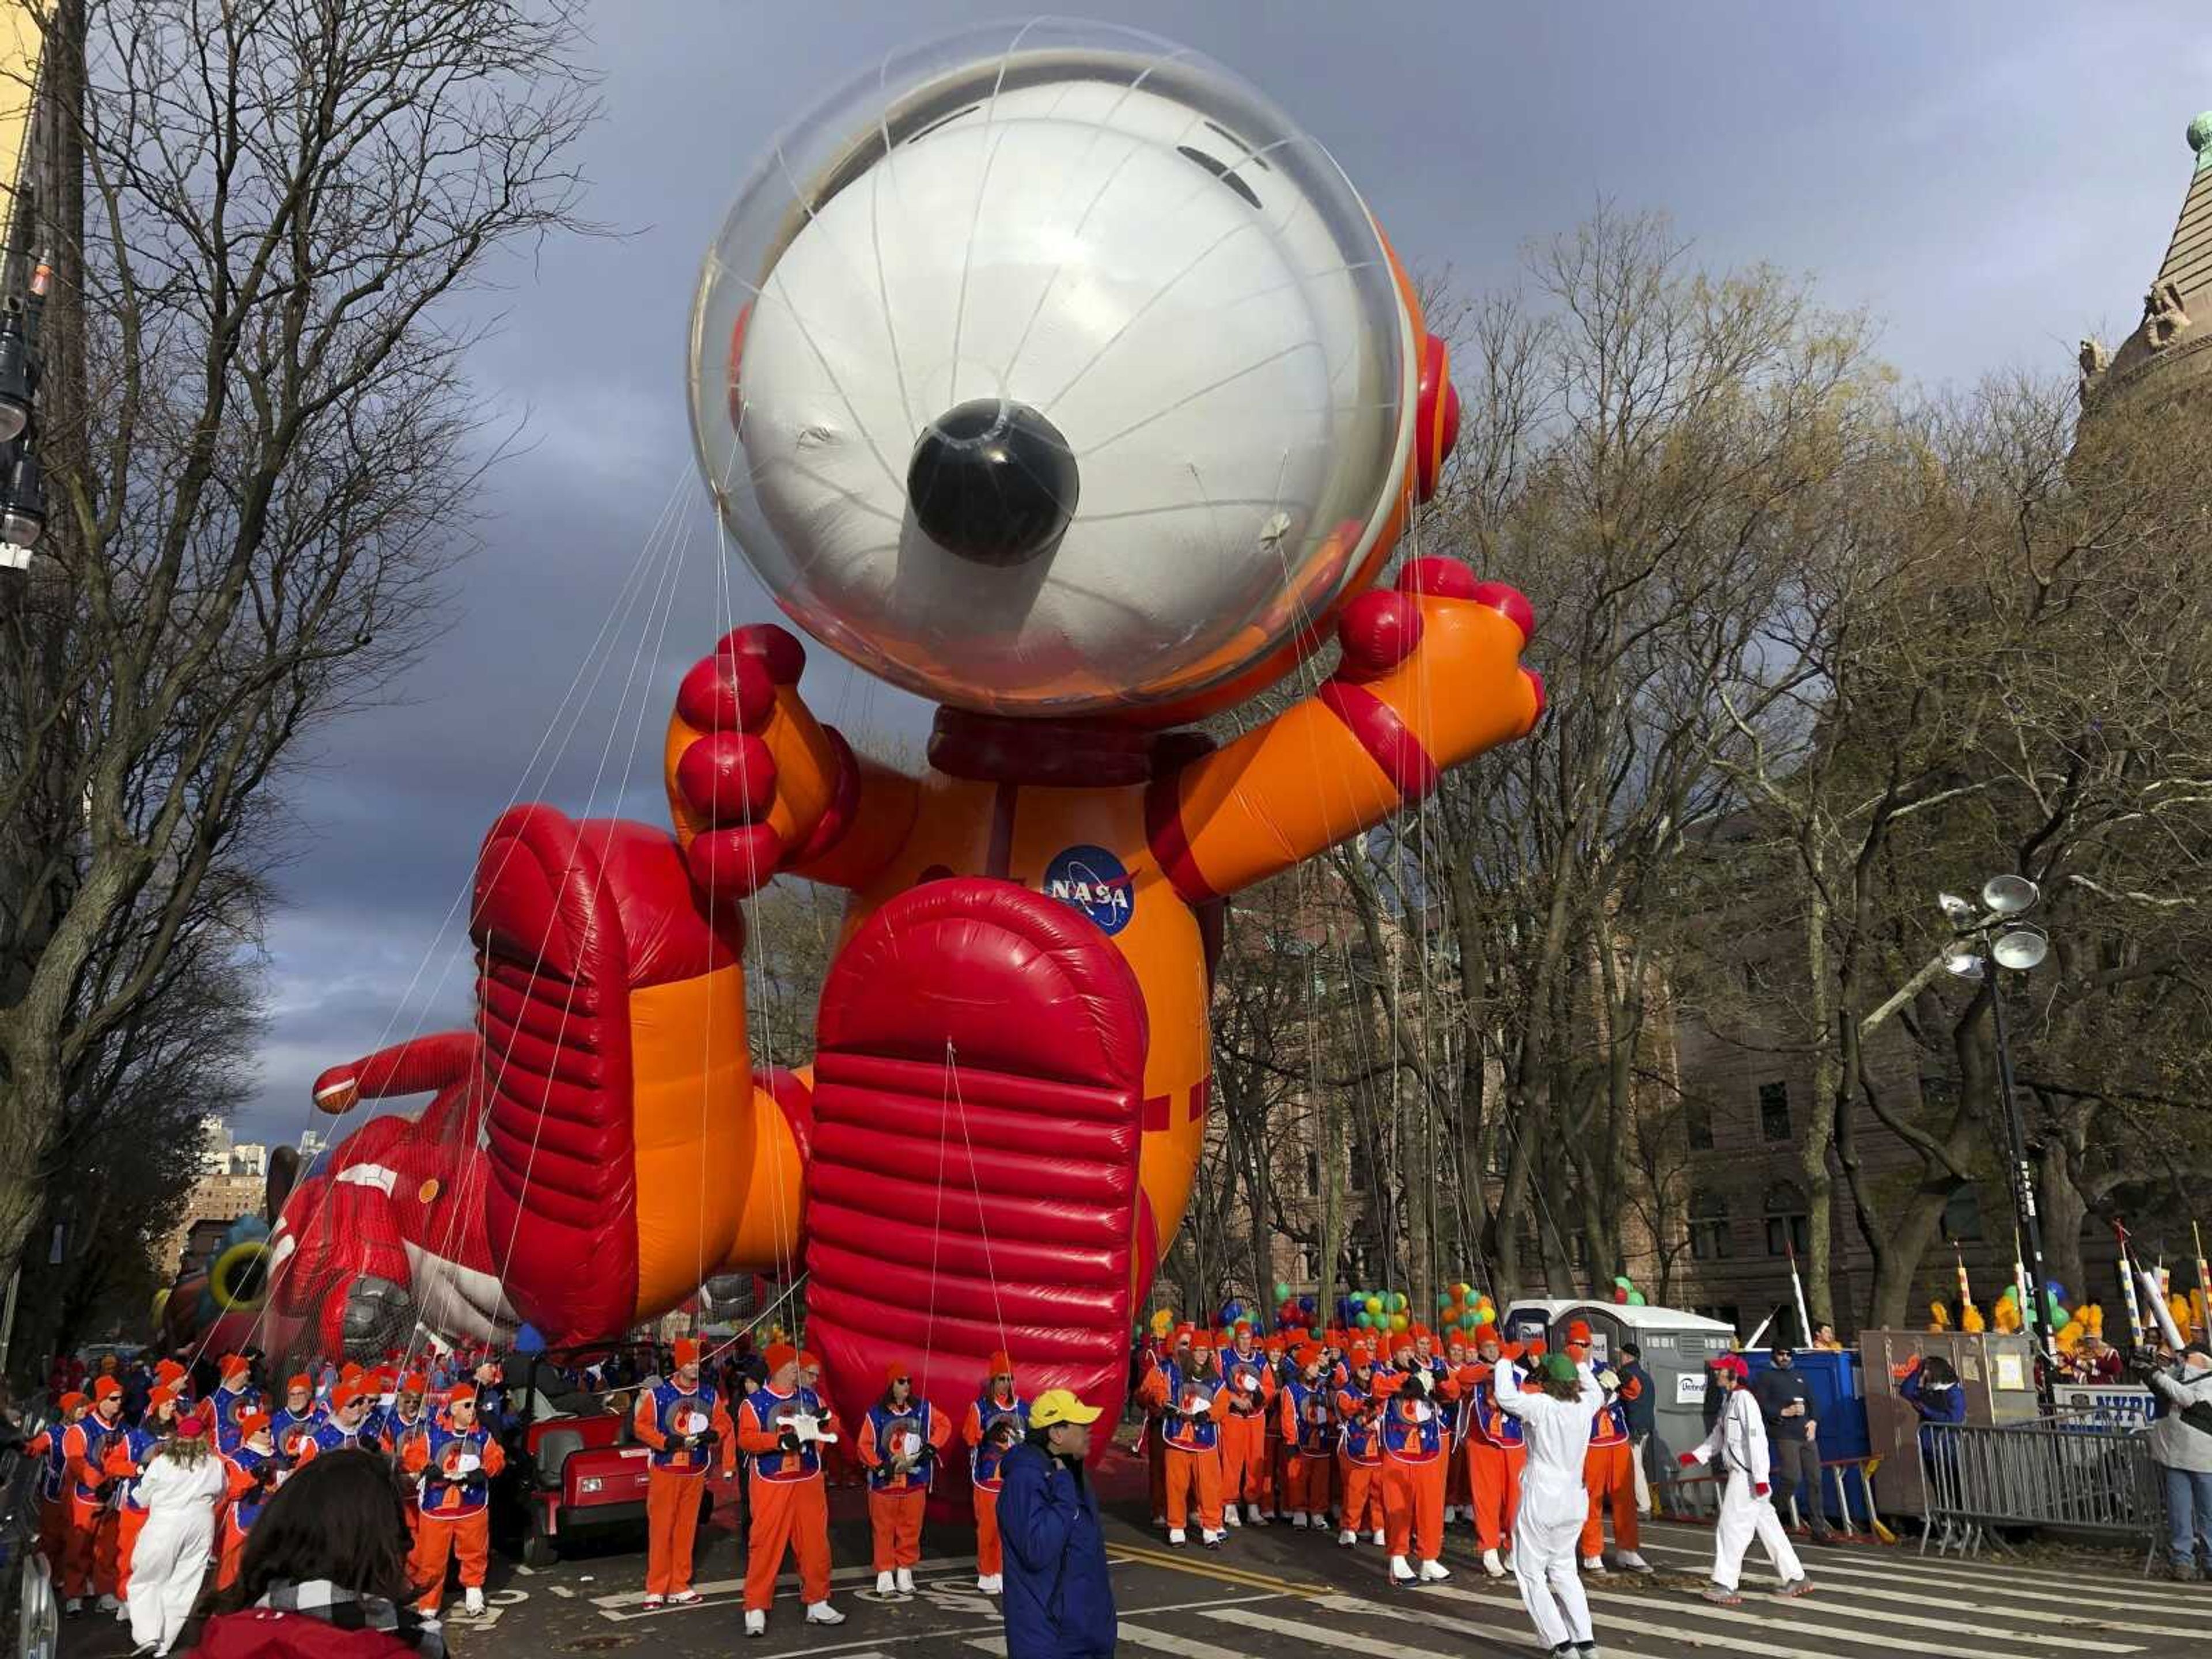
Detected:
left=1916, top=1412, right=2160, bottom=1562
left=1653, top=1455, right=1895, bottom=1544
left=1, top=1399, right=56, bottom=1659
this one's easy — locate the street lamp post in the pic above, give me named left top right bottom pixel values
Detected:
left=1940, top=876, right=2054, bottom=1406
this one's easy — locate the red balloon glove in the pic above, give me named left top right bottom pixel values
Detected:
left=1755, top=1482, right=1771, bottom=1497
left=671, top=624, right=800, bottom=901
left=1677, top=1452, right=1698, bottom=1469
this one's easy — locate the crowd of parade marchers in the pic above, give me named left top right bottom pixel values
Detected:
left=18, top=1315, right=2209, bottom=1659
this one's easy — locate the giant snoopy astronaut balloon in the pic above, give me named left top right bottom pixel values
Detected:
left=238, top=21, right=1542, bottom=1444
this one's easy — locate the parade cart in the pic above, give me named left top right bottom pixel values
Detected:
left=503, top=1343, right=745, bottom=1567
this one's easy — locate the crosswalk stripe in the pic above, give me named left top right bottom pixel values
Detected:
left=1377, top=1583, right=1845, bottom=1659
left=1450, top=1575, right=2142, bottom=1656
left=1114, top=1625, right=1249, bottom=1659
left=1635, top=1535, right=2193, bottom=1608
left=588, top=1554, right=974, bottom=1609
left=1641, top=1525, right=2172, bottom=1599
left=1198, top=1604, right=1464, bottom=1657
left=1628, top=1540, right=2182, bottom=1630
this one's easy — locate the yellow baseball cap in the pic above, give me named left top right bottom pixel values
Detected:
left=1029, top=1388, right=1103, bottom=1428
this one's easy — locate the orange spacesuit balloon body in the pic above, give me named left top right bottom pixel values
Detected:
left=260, top=26, right=1541, bottom=1435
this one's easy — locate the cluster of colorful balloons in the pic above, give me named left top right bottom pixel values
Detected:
left=1273, top=1281, right=1320, bottom=1332
left=1434, top=1282, right=1497, bottom=1336
left=1335, top=1288, right=1410, bottom=1332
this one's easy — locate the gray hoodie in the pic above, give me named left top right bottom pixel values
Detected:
left=2147, top=1357, right=2212, bottom=1474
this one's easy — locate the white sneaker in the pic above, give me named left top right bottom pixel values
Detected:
left=1442, top=1505, right=1458, bottom=1523
left=1338, top=1528, right=1357, bottom=1546
left=641, top=1594, right=665, bottom=1610
left=1168, top=1527, right=1188, bottom=1546
left=1289, top=1512, right=1309, bottom=1529
left=1200, top=1529, right=1225, bottom=1547
left=64, top=1600, right=82, bottom=1617
left=982, top=1574, right=1003, bottom=1595
left=98, top=1595, right=120, bottom=1613
left=666, top=1590, right=702, bottom=1607
left=1372, top=1528, right=1388, bottom=1547
left=804, top=1601, right=846, bottom=1625
left=876, top=1571, right=896, bottom=1595
left=1388, top=1554, right=1416, bottom=1585
left=1482, top=1548, right=1505, bottom=1577
left=1223, top=1504, right=1241, bottom=1528
left=1248, top=1508, right=1268, bottom=1526
left=463, top=1588, right=485, bottom=1616
left=744, top=1609, right=766, bottom=1638
left=1582, top=1554, right=1609, bottom=1574
left=1418, top=1559, right=1450, bottom=1582
left=895, top=1568, right=915, bottom=1594
left=1618, top=1549, right=1653, bottom=1573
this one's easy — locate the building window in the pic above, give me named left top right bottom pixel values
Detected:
left=1305, top=1150, right=1321, bottom=1196
left=1764, top=1181, right=1810, bottom=1257
left=1759, top=1081, right=1791, bottom=1142
left=1694, top=1304, right=1742, bottom=1331
left=1689, top=1188, right=1732, bottom=1260
left=1293, top=1251, right=1311, bottom=1281
left=1942, top=1184, right=1983, bottom=1242
left=1685, top=1099, right=1714, bottom=1152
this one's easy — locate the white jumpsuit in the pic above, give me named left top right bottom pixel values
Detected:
left=1687, top=1384, right=1803, bottom=1591
left=1492, top=1358, right=1603, bottom=1652
left=126, top=1449, right=232, bottom=1654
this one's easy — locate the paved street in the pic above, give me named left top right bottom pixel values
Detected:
left=58, top=1453, right=2206, bottom=1658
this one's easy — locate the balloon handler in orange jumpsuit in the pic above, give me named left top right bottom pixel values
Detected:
left=1140, top=1327, right=1194, bottom=1526
left=736, top=1343, right=844, bottom=1638
left=961, top=1353, right=1028, bottom=1594
left=403, top=1383, right=507, bottom=1618
left=1217, top=1323, right=1276, bottom=1526
left=61, top=1376, right=129, bottom=1613
left=857, top=1361, right=953, bottom=1597
left=28, top=1392, right=88, bottom=1597
left=1378, top=1358, right=1459, bottom=1586
left=627, top=1337, right=736, bottom=1608
left=1334, top=1344, right=1388, bottom=1547
left=1278, top=1344, right=1338, bottom=1528
left=1461, top=1330, right=1532, bottom=1578
left=1573, top=1321, right=1651, bottom=1574
left=215, top=1411, right=287, bottom=1592
left=1141, top=1332, right=1231, bottom=1547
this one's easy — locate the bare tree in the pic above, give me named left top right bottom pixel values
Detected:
left=0, top=0, right=594, bottom=1293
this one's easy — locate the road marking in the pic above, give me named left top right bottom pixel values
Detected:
left=547, top=1584, right=574, bottom=1598
left=589, top=1555, right=974, bottom=1611
left=1198, top=1605, right=1465, bottom=1657
left=1626, top=1540, right=2173, bottom=1635
left=1418, top=1582, right=1885, bottom=1659
left=1638, top=1534, right=2198, bottom=1609
left=1430, top=1578, right=2142, bottom=1657
left=1642, top=1524, right=2173, bottom=1598
left=1112, top=1624, right=1248, bottom=1658
left=966, top=1593, right=1290, bottom=1659
left=1104, top=1543, right=1326, bottom=1598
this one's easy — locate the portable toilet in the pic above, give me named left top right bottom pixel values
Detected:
left=1516, top=1301, right=1740, bottom=1469
left=1499, top=1298, right=1578, bottom=1349
left=1858, top=1327, right=2037, bottom=1516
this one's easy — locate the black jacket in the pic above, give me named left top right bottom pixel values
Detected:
left=1751, top=1363, right=1815, bottom=1442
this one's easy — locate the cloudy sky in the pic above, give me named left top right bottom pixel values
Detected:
left=238, top=0, right=2212, bottom=1150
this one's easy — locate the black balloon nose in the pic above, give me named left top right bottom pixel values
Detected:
left=906, top=397, right=1079, bottom=567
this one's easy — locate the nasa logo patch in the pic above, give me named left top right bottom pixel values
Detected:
left=1042, top=844, right=1136, bottom=935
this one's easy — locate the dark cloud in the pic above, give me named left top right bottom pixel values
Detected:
left=235, top=0, right=2212, bottom=1143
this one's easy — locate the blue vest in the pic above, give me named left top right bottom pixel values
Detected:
left=744, top=1385, right=826, bottom=1484
left=641, top=1381, right=723, bottom=1475
left=970, top=1392, right=1029, bottom=1489
left=863, top=1399, right=940, bottom=1491
left=417, top=1421, right=496, bottom=1517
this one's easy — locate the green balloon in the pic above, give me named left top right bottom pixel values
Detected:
left=1355, top=1310, right=1373, bottom=1327
left=1274, top=1281, right=1292, bottom=1302
left=1389, top=1292, right=1407, bottom=1313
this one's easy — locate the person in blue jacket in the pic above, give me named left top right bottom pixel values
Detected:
left=995, top=1388, right=1113, bottom=1659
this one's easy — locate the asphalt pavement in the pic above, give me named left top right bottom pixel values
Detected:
left=55, top=1453, right=2210, bottom=1657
